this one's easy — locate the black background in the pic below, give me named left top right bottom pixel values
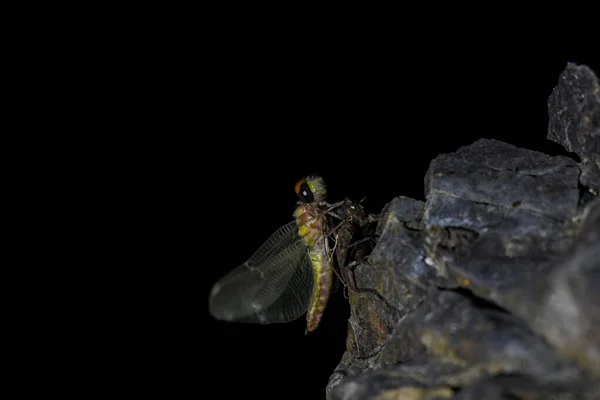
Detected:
left=30, top=8, right=598, bottom=398
left=179, top=22, right=599, bottom=399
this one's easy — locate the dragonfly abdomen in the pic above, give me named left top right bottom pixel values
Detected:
left=294, top=202, right=333, bottom=333
left=305, top=244, right=333, bottom=333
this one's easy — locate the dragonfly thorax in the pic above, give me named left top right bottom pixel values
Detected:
left=294, top=203, right=325, bottom=248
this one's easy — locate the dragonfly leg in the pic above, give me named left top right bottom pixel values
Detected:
left=329, top=233, right=339, bottom=261
left=325, top=219, right=346, bottom=239
left=325, top=198, right=357, bottom=221
left=325, top=199, right=348, bottom=212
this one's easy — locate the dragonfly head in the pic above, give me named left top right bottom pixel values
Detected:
left=295, top=175, right=327, bottom=203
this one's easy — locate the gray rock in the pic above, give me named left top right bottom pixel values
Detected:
left=327, top=64, right=600, bottom=399
left=452, top=375, right=600, bottom=400
left=517, top=198, right=600, bottom=377
left=328, top=197, right=431, bottom=389
left=329, top=291, right=587, bottom=399
left=547, top=63, right=600, bottom=195
left=422, top=138, right=581, bottom=310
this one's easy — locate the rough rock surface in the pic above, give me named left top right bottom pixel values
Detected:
left=547, top=63, right=600, bottom=196
left=327, top=64, right=600, bottom=400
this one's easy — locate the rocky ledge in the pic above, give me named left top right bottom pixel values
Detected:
left=327, top=63, right=600, bottom=400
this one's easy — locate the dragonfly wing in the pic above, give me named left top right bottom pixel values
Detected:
left=209, top=221, right=314, bottom=324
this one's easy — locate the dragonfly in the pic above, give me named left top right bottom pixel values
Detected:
left=209, top=175, right=371, bottom=333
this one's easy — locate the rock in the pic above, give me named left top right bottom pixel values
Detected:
left=452, top=375, right=600, bottom=400
left=520, top=198, right=600, bottom=377
left=547, top=63, right=600, bottom=196
left=329, top=291, right=590, bottom=400
left=328, top=197, right=431, bottom=389
left=327, top=64, right=600, bottom=399
left=421, top=138, right=581, bottom=312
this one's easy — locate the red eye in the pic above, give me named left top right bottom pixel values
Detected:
left=294, top=178, right=306, bottom=196
left=295, top=177, right=314, bottom=203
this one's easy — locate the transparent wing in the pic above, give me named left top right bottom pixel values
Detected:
left=209, top=221, right=314, bottom=324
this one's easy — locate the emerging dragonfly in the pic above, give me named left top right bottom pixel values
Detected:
left=209, top=175, right=372, bottom=333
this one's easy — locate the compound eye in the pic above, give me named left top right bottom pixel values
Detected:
left=295, top=178, right=314, bottom=203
